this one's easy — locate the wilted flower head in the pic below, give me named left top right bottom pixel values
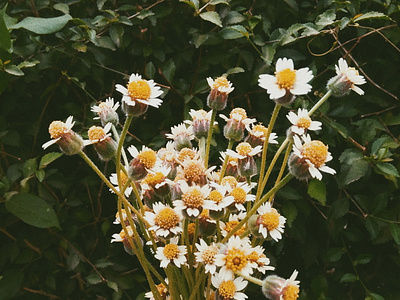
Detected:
left=289, top=134, right=336, bottom=181
left=91, top=97, right=119, bottom=125
left=207, top=76, right=234, bottom=110
left=258, top=57, right=313, bottom=105
left=185, top=109, right=215, bottom=139
left=42, top=116, right=84, bottom=155
left=327, top=58, right=366, bottom=97
left=115, top=73, right=163, bottom=116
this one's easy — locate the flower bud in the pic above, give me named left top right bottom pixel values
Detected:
left=262, top=275, right=286, bottom=300
left=287, top=153, right=310, bottom=181
left=237, top=156, right=258, bottom=179
left=223, top=118, right=245, bottom=141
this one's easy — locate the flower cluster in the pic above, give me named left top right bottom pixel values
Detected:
left=42, top=57, right=365, bottom=300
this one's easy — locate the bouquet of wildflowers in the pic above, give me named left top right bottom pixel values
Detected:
left=42, top=57, right=365, bottom=300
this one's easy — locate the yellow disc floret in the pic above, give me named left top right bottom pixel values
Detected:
left=137, top=149, right=157, bottom=169
left=296, top=116, right=311, bottom=129
left=209, top=190, right=224, bottom=204
left=260, top=209, right=280, bottom=231
left=48, top=121, right=67, bottom=139
left=282, top=284, right=300, bottom=300
left=230, top=187, right=247, bottom=204
left=88, top=126, right=106, bottom=141
left=221, top=176, right=238, bottom=188
left=252, top=124, right=268, bottom=137
left=276, top=68, right=296, bottom=90
left=201, top=246, right=218, bottom=265
left=143, top=172, right=165, bottom=187
left=230, top=107, right=247, bottom=120
left=154, top=207, right=179, bottom=229
left=182, top=188, right=204, bottom=208
left=178, top=148, right=197, bottom=162
left=236, top=142, right=253, bottom=156
left=127, top=79, right=151, bottom=100
left=224, top=248, right=248, bottom=272
left=213, top=76, right=230, bottom=90
left=301, top=140, right=328, bottom=168
left=163, top=244, right=180, bottom=260
left=224, top=220, right=246, bottom=236
left=218, top=280, right=236, bottom=299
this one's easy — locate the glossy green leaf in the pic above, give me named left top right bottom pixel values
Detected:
left=340, top=273, right=357, bottom=283
left=200, top=11, right=222, bottom=27
left=9, top=14, right=72, bottom=34
left=6, top=193, right=60, bottom=229
left=220, top=25, right=248, bottom=39
left=0, top=13, right=11, bottom=51
left=316, top=9, right=336, bottom=27
left=39, top=152, right=63, bottom=169
left=390, top=223, right=400, bottom=245
left=307, top=179, right=326, bottom=205
left=353, top=11, right=391, bottom=22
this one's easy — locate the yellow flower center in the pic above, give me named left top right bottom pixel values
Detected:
left=282, top=284, right=300, bottom=300
left=301, top=140, right=328, bottom=168
left=209, top=190, right=224, bottom=204
left=230, top=187, right=247, bottom=204
left=154, top=207, right=179, bottom=229
left=276, top=68, right=296, bottom=90
left=182, top=188, right=204, bottom=208
left=260, top=209, right=280, bottom=231
left=98, top=102, right=108, bottom=109
left=143, top=172, right=165, bottom=187
left=48, top=121, right=67, bottom=139
left=296, top=116, right=311, bottom=128
left=213, top=76, right=229, bottom=90
left=218, top=280, right=236, bottom=299
left=247, top=251, right=266, bottom=267
left=183, top=161, right=205, bottom=184
left=230, top=107, right=247, bottom=120
left=119, top=226, right=133, bottom=239
left=225, top=248, right=248, bottom=272
left=187, top=222, right=196, bottom=237
left=178, top=148, right=197, bottom=162
left=88, top=126, right=106, bottom=141
left=127, top=79, right=151, bottom=100
left=221, top=176, right=238, bottom=188
left=207, top=291, right=216, bottom=300
left=163, top=244, right=180, bottom=260
left=236, top=142, right=253, bottom=156
left=224, top=220, right=246, bottom=236
left=156, top=283, right=168, bottom=297
left=137, top=149, right=157, bottom=169
left=252, top=124, right=268, bottom=137
left=201, top=246, right=218, bottom=265
left=119, top=171, right=129, bottom=186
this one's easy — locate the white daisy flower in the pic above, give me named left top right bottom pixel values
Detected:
left=194, top=239, right=219, bottom=274
left=247, top=245, right=275, bottom=274
left=225, top=181, right=256, bottom=212
left=211, top=274, right=248, bottom=300
left=154, top=236, right=187, bottom=268
left=115, top=73, right=163, bottom=108
left=291, top=134, right=336, bottom=180
left=245, top=123, right=278, bottom=147
left=111, top=225, right=134, bottom=243
left=220, top=213, right=248, bottom=238
left=91, top=97, right=119, bottom=125
left=109, top=171, right=133, bottom=197
left=207, top=76, right=235, bottom=94
left=87, top=122, right=113, bottom=144
left=287, top=108, right=322, bottom=136
left=226, top=142, right=263, bottom=160
left=144, top=279, right=170, bottom=300
left=256, top=202, right=286, bottom=242
left=258, top=57, right=313, bottom=100
left=144, top=202, right=183, bottom=238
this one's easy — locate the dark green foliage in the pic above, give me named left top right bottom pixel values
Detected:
left=1, top=0, right=400, bottom=299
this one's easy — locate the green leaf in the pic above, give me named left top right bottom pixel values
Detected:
left=200, top=11, right=222, bottom=27
left=330, top=198, right=349, bottom=219
left=6, top=193, right=60, bottom=229
left=210, top=0, right=229, bottom=4
left=366, top=293, right=385, bottom=300
left=145, top=62, right=156, bottom=79
left=327, top=247, right=344, bottom=262
left=23, top=158, right=37, bottom=178
left=0, top=268, right=24, bottom=299
left=220, top=25, right=248, bottom=40
left=282, top=200, right=298, bottom=227
left=316, top=9, right=336, bottom=27
left=109, top=24, right=124, bottom=48
left=261, top=44, right=276, bottom=65
left=340, top=273, right=357, bottom=283
left=338, top=149, right=369, bottom=188
left=86, top=273, right=103, bottom=285
left=179, top=0, right=199, bottom=11
left=107, top=281, right=118, bottom=292
left=35, top=169, right=45, bottom=182
left=365, top=217, right=380, bottom=240
left=18, top=59, right=40, bottom=69
left=375, top=162, right=399, bottom=177
left=353, top=11, right=391, bottom=22
left=39, top=152, right=63, bottom=169
left=137, top=10, right=155, bottom=20
left=307, top=179, right=326, bottom=205
left=9, top=14, right=72, bottom=34
left=4, top=64, right=24, bottom=76
left=0, top=13, right=11, bottom=51
left=354, top=253, right=373, bottom=265
left=224, top=67, right=244, bottom=76
left=390, top=223, right=400, bottom=245
left=54, top=3, right=70, bottom=14
left=162, top=59, right=176, bottom=83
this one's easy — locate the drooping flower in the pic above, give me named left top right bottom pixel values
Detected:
left=207, top=76, right=234, bottom=111
left=115, top=73, right=163, bottom=116
left=154, top=236, right=187, bottom=268
left=42, top=116, right=84, bottom=155
left=211, top=274, right=248, bottom=300
left=258, top=57, right=313, bottom=105
left=91, top=97, right=120, bottom=125
left=327, top=58, right=366, bottom=97
left=254, top=202, right=286, bottom=242
left=195, top=239, right=219, bottom=274
left=289, top=134, right=336, bottom=180
left=144, top=202, right=183, bottom=238
left=286, top=108, right=322, bottom=136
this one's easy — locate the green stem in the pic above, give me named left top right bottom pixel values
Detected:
left=256, top=104, right=281, bottom=201
left=189, top=269, right=208, bottom=300
left=218, top=139, right=235, bottom=183
left=236, top=271, right=264, bottom=286
left=204, top=109, right=217, bottom=168
left=111, top=124, right=129, bottom=167
left=221, top=173, right=293, bottom=244
left=199, top=136, right=206, bottom=162
left=308, top=89, right=332, bottom=116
